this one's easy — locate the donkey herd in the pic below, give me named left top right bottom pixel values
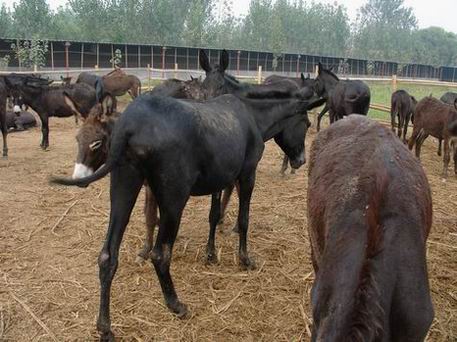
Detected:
left=1, top=49, right=457, bottom=341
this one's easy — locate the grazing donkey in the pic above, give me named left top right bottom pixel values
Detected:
left=314, top=62, right=370, bottom=131
left=390, top=89, right=417, bottom=143
left=408, top=96, right=457, bottom=177
left=308, top=115, right=434, bottom=342
left=51, top=90, right=324, bottom=340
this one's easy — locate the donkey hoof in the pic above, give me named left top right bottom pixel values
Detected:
left=232, top=224, right=240, bottom=234
left=240, top=257, right=256, bottom=271
left=168, top=301, right=189, bottom=319
left=206, top=252, right=218, bottom=265
left=99, top=331, right=115, bottom=342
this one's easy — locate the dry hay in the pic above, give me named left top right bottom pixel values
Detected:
left=0, top=112, right=456, bottom=341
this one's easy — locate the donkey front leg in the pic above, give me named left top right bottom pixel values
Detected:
left=97, top=165, right=143, bottom=341
left=0, top=110, right=7, bottom=157
left=206, top=192, right=222, bottom=264
left=39, top=114, right=50, bottom=150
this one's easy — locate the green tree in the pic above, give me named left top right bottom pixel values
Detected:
left=352, top=0, right=417, bottom=61
left=182, top=0, right=215, bottom=47
left=412, top=27, right=457, bottom=66
left=0, top=4, right=13, bottom=37
left=11, top=0, right=54, bottom=38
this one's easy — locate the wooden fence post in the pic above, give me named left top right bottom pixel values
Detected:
left=257, top=65, right=262, bottom=84
left=161, top=46, right=166, bottom=79
left=174, top=63, right=178, bottom=79
left=147, top=63, right=151, bottom=90
left=392, top=74, right=397, bottom=92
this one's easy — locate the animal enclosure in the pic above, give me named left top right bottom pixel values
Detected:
left=0, top=106, right=455, bottom=340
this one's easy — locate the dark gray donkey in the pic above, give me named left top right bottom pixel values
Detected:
left=314, top=62, right=370, bottom=131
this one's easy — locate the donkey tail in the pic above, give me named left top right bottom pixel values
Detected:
left=50, top=161, right=114, bottom=188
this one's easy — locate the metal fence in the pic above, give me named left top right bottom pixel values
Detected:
left=1, top=37, right=456, bottom=82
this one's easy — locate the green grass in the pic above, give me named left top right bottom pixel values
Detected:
left=366, top=81, right=457, bottom=120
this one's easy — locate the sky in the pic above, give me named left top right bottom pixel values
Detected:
left=1, top=0, right=457, bottom=33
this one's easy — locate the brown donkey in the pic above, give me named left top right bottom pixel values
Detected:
left=408, top=96, right=457, bottom=177
left=308, top=115, right=434, bottom=341
left=102, top=70, right=141, bottom=99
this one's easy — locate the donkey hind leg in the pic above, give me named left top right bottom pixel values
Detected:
left=97, top=164, right=144, bottom=342
left=390, top=242, right=434, bottom=341
left=237, top=172, right=257, bottom=270
left=151, top=186, right=190, bottom=317
left=415, top=133, right=428, bottom=160
left=402, top=114, right=411, bottom=144
left=437, top=138, right=442, bottom=157
left=219, top=183, right=235, bottom=225
left=206, top=192, right=222, bottom=264
left=136, top=185, right=159, bottom=263
left=390, top=108, right=396, bottom=133
left=0, top=110, right=7, bottom=157
left=398, top=115, right=404, bottom=139
left=280, top=154, right=289, bottom=175
left=408, top=126, right=420, bottom=151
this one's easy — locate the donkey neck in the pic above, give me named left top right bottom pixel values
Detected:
left=223, top=74, right=249, bottom=94
left=241, top=98, right=301, bottom=141
left=321, top=72, right=339, bottom=94
left=21, top=88, right=46, bottom=112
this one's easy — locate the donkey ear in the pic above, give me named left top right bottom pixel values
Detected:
left=301, top=73, right=305, bottom=82
left=190, top=75, right=195, bottom=81
left=317, top=62, right=323, bottom=74
left=199, top=49, right=211, bottom=73
left=220, top=50, right=229, bottom=72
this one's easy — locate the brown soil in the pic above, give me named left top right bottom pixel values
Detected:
left=0, top=113, right=456, bottom=341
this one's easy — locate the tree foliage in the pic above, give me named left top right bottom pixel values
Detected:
left=0, top=0, right=456, bottom=67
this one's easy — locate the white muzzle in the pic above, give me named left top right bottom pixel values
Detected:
left=72, top=163, right=94, bottom=179
left=13, top=105, right=21, bottom=114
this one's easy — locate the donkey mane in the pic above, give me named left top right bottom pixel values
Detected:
left=322, top=68, right=340, bottom=82
left=346, top=170, right=387, bottom=341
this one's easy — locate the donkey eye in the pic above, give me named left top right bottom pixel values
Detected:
left=89, top=140, right=102, bottom=151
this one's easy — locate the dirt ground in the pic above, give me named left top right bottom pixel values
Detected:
left=0, top=112, right=456, bottom=341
